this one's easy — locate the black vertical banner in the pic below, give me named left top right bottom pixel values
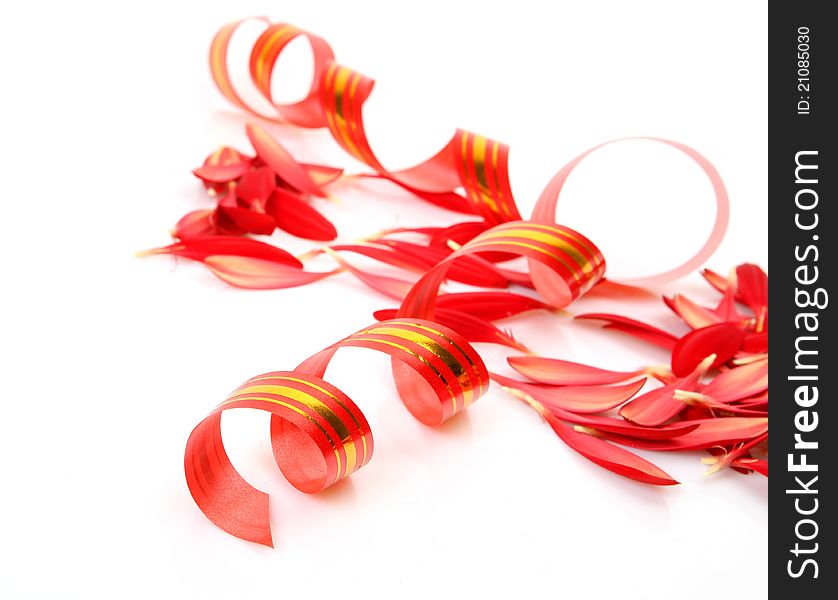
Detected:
left=770, top=3, right=834, bottom=598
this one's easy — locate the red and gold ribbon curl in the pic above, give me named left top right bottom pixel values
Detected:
left=210, top=19, right=521, bottom=224
left=185, top=318, right=488, bottom=546
left=399, top=221, right=607, bottom=316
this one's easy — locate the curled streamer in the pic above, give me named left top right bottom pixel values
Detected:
left=210, top=18, right=728, bottom=286
left=185, top=318, right=488, bottom=546
left=399, top=221, right=607, bottom=315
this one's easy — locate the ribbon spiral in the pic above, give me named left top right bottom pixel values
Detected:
left=185, top=318, right=488, bottom=546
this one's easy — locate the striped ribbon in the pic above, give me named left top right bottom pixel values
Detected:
left=399, top=221, right=607, bottom=317
left=210, top=19, right=520, bottom=225
left=185, top=318, right=488, bottom=546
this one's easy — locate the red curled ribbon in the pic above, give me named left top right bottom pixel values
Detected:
left=187, top=18, right=733, bottom=546
left=209, top=18, right=728, bottom=287
left=398, top=221, right=606, bottom=316
left=185, top=318, right=488, bottom=546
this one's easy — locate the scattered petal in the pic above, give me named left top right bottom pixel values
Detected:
left=576, top=313, right=678, bottom=350
left=301, top=163, right=344, bottom=187
left=712, top=269, right=744, bottom=322
left=701, top=268, right=728, bottom=293
left=737, top=263, right=768, bottom=332
left=701, top=358, right=768, bottom=403
left=508, top=356, right=648, bottom=386
left=378, top=240, right=509, bottom=288
left=666, top=294, right=723, bottom=329
left=731, top=457, right=768, bottom=476
left=246, top=123, right=326, bottom=197
left=269, top=188, right=337, bottom=241
left=671, top=322, right=744, bottom=376
left=204, top=255, right=336, bottom=289
left=597, top=417, right=769, bottom=451
left=436, top=292, right=554, bottom=321
left=619, top=355, right=713, bottom=426
left=330, top=243, right=431, bottom=273
left=216, top=205, right=276, bottom=235
left=173, top=209, right=218, bottom=239
left=138, top=235, right=302, bottom=268
left=525, top=399, right=678, bottom=485
left=235, top=166, right=276, bottom=209
left=325, top=249, right=416, bottom=299
left=491, top=373, right=647, bottom=413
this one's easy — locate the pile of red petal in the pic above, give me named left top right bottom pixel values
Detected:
left=138, top=124, right=354, bottom=288
left=495, top=263, right=768, bottom=485
left=184, top=123, right=343, bottom=241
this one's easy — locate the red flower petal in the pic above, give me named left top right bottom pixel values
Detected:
left=192, top=163, right=251, bottom=183
left=576, top=313, right=678, bottom=350
left=424, top=308, right=529, bottom=351
left=138, top=235, right=302, bottom=268
left=269, top=188, right=337, bottom=241
left=378, top=240, right=509, bottom=288
left=597, top=417, right=768, bottom=451
left=235, top=166, right=276, bottom=209
left=215, top=205, right=276, bottom=235
left=702, top=268, right=728, bottom=293
left=666, top=294, right=723, bottom=329
left=712, top=270, right=745, bottom=323
left=555, top=411, right=700, bottom=440
left=204, top=256, right=337, bottom=289
left=731, top=458, right=768, bottom=476
left=211, top=146, right=253, bottom=165
left=742, top=332, right=768, bottom=353
left=325, top=250, right=416, bottom=299
left=246, top=123, right=326, bottom=197
left=737, top=263, right=768, bottom=332
left=672, top=391, right=767, bottom=416
left=703, top=432, right=768, bottom=475
left=734, top=392, right=768, bottom=409
left=619, top=356, right=711, bottom=426
left=428, top=221, right=517, bottom=263
left=301, top=163, right=344, bottom=188
left=192, top=146, right=252, bottom=183
left=429, top=221, right=490, bottom=248
left=436, top=292, right=553, bottom=321
left=529, top=401, right=678, bottom=486
left=382, top=176, right=476, bottom=214
left=491, top=373, right=646, bottom=413
left=671, top=322, right=744, bottom=376
left=508, top=356, right=648, bottom=386
left=701, top=358, right=768, bottom=403
left=173, top=209, right=218, bottom=239
left=209, top=206, right=247, bottom=236
left=329, top=243, right=432, bottom=273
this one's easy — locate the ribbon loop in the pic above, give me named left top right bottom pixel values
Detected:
left=184, top=319, right=488, bottom=546
left=531, top=137, right=729, bottom=286
left=398, top=221, right=606, bottom=315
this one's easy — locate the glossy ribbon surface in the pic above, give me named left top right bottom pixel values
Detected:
left=185, top=318, right=488, bottom=546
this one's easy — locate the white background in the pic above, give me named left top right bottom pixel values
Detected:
left=1, top=1, right=767, bottom=598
